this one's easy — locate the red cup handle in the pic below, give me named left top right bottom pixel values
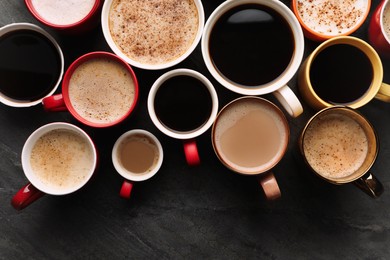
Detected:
left=11, top=183, right=45, bottom=210
left=258, top=172, right=281, bottom=200
left=183, top=139, right=200, bottom=166
left=120, top=180, right=134, bottom=199
left=42, top=94, right=67, bottom=112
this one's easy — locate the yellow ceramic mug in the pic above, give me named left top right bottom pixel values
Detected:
left=298, top=36, right=390, bottom=110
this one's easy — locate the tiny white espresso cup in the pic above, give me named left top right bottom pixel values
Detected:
left=148, top=69, right=219, bottom=166
left=11, top=122, right=98, bottom=210
left=201, top=0, right=304, bottom=117
left=112, top=129, right=163, bottom=199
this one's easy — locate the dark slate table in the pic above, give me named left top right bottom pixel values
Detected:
left=1, top=0, right=389, bottom=259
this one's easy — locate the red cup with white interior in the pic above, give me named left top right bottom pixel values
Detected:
left=43, top=51, right=138, bottom=128
left=369, top=0, right=390, bottom=58
left=25, top=0, right=102, bottom=34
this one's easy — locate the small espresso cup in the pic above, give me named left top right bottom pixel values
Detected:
left=369, top=0, right=390, bottom=58
left=101, top=0, right=204, bottom=70
left=25, top=0, right=102, bottom=34
left=212, top=96, right=290, bottom=200
left=11, top=122, right=98, bottom=210
left=148, top=69, right=218, bottom=166
left=201, top=0, right=304, bottom=117
left=291, top=0, right=371, bottom=42
left=298, top=36, right=390, bottom=110
left=112, top=129, right=163, bottom=199
left=43, top=51, right=139, bottom=128
left=298, top=106, right=383, bottom=198
left=0, top=23, right=64, bottom=108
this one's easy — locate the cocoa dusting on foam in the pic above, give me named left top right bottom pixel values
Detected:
left=109, top=0, right=199, bottom=65
left=297, top=0, right=367, bottom=36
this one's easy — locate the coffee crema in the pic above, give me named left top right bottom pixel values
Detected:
left=296, top=0, right=368, bottom=36
left=213, top=99, right=288, bottom=174
left=109, top=0, right=199, bottom=65
left=383, top=3, right=390, bottom=39
left=68, top=57, right=135, bottom=124
left=30, top=129, right=94, bottom=191
left=303, top=113, right=368, bottom=179
left=31, top=0, right=95, bottom=26
left=118, top=134, right=160, bottom=174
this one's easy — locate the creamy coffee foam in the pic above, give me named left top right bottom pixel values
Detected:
left=383, top=3, right=390, bottom=40
left=214, top=99, right=287, bottom=174
left=109, top=0, right=199, bottom=65
left=303, top=113, right=368, bottom=179
left=296, top=0, right=368, bottom=36
left=31, top=0, right=95, bottom=26
left=118, top=134, right=160, bottom=175
left=68, top=58, right=135, bottom=124
left=30, top=129, right=94, bottom=191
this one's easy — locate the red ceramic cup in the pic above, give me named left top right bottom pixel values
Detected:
left=369, top=0, right=390, bottom=58
left=42, top=51, right=139, bottom=128
left=11, top=122, right=98, bottom=210
left=147, top=69, right=219, bottom=166
left=25, top=0, right=102, bottom=34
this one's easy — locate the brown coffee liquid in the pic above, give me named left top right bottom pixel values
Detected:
left=309, top=44, right=373, bottom=104
left=209, top=4, right=294, bottom=86
left=119, top=134, right=158, bottom=174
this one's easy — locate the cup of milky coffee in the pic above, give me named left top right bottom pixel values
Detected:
left=11, top=122, right=98, bottom=210
left=212, top=96, right=290, bottom=200
left=0, top=23, right=64, bottom=108
left=298, top=106, right=383, bottom=198
left=43, top=51, right=138, bottom=128
left=369, top=0, right=390, bottom=58
left=148, top=69, right=218, bottom=166
left=202, top=0, right=304, bottom=118
left=112, top=129, right=163, bottom=199
left=101, top=0, right=204, bottom=70
left=291, top=0, right=370, bottom=42
left=25, top=0, right=102, bottom=34
left=298, top=36, right=390, bottom=110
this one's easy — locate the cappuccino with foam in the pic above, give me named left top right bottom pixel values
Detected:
left=108, top=0, right=199, bottom=66
left=68, top=57, right=136, bottom=124
left=30, top=129, right=94, bottom=191
left=296, top=0, right=368, bottom=36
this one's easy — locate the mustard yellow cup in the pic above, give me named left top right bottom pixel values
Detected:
left=298, top=36, right=390, bottom=110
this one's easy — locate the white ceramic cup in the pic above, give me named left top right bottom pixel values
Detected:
left=201, top=0, right=304, bottom=117
left=112, top=129, right=163, bottom=199
left=101, top=0, right=204, bottom=70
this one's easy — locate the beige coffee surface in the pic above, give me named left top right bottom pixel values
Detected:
left=30, top=129, right=94, bottom=191
left=109, top=0, right=199, bottom=65
left=383, top=3, right=390, bottom=39
left=297, top=0, right=368, bottom=35
left=214, top=100, right=287, bottom=173
left=69, top=58, right=135, bottom=124
left=303, top=113, right=368, bottom=179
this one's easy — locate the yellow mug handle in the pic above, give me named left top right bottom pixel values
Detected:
left=375, top=82, right=390, bottom=102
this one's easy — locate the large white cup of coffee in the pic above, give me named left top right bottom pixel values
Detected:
left=112, top=129, right=163, bottom=199
left=11, top=122, right=98, bottom=210
left=101, top=0, right=204, bottom=70
left=202, top=0, right=304, bottom=117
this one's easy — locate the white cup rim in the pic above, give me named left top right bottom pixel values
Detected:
left=201, top=0, right=304, bottom=95
left=380, top=0, right=390, bottom=44
left=21, top=122, right=97, bottom=195
left=147, top=68, right=219, bottom=140
left=112, top=129, right=163, bottom=182
left=0, top=23, right=64, bottom=107
left=101, top=0, right=205, bottom=70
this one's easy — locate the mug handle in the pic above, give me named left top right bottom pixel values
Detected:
left=354, top=172, right=384, bottom=198
left=258, top=172, right=281, bottom=200
left=11, top=183, right=45, bottom=210
left=273, top=85, right=303, bottom=118
left=42, top=94, right=67, bottom=112
left=183, top=139, right=200, bottom=166
left=375, top=83, right=390, bottom=102
left=120, top=180, right=134, bottom=199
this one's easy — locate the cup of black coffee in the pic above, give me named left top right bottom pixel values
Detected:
left=0, top=23, right=64, bottom=107
left=147, top=69, right=219, bottom=166
left=201, top=0, right=304, bottom=117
